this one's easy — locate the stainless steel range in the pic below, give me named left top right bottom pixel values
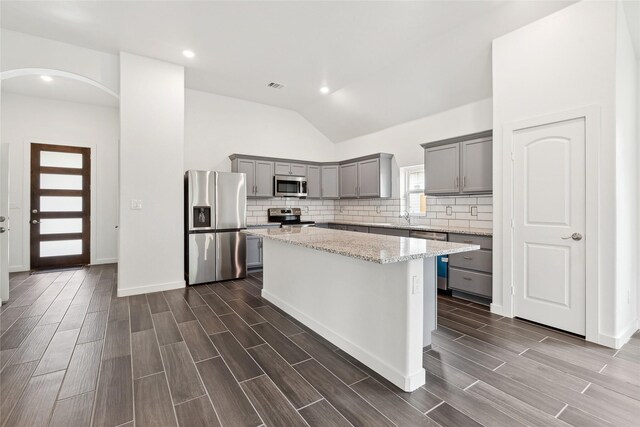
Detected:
left=267, top=208, right=315, bottom=228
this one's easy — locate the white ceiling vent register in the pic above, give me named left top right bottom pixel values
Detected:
left=267, top=82, right=285, bottom=89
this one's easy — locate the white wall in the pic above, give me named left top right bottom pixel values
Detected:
left=118, top=53, right=184, bottom=296
left=614, top=1, right=639, bottom=344
left=1, top=92, right=119, bottom=271
left=334, top=98, right=492, bottom=167
left=492, top=0, right=633, bottom=347
left=1, top=29, right=119, bottom=93
left=184, top=89, right=335, bottom=172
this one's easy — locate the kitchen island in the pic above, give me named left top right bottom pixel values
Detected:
left=243, top=227, right=479, bottom=391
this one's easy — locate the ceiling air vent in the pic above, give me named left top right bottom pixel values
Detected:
left=267, top=82, right=285, bottom=90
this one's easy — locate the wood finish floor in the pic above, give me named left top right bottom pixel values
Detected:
left=1, top=264, right=639, bottom=426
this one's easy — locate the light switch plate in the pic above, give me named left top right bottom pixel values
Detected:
left=446, top=205, right=453, bottom=216
left=130, top=199, right=143, bottom=210
left=471, top=206, right=478, bottom=216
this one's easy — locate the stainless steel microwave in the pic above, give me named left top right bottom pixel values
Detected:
left=274, top=175, right=307, bottom=197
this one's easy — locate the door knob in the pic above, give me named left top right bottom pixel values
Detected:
left=32, top=220, right=40, bottom=224
left=32, top=209, right=38, bottom=214
left=562, top=233, right=582, bottom=241
left=0, top=227, right=5, bottom=233
left=0, top=216, right=5, bottom=222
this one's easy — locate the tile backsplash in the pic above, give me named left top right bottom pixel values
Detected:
left=247, top=195, right=492, bottom=229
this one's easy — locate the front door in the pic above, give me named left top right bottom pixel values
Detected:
left=30, top=143, right=90, bottom=270
left=513, top=117, right=586, bottom=335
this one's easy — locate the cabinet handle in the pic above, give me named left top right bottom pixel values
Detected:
left=463, top=256, right=473, bottom=260
left=463, top=277, right=472, bottom=281
left=463, top=176, right=466, bottom=188
left=455, top=176, right=459, bottom=188
left=354, top=186, right=357, bottom=196
left=463, top=240, right=473, bottom=244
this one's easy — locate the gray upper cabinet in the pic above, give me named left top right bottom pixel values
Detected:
left=422, top=130, right=492, bottom=196
left=321, top=165, right=339, bottom=198
left=235, top=159, right=256, bottom=196
left=339, top=154, right=392, bottom=199
left=231, top=158, right=274, bottom=197
left=357, top=158, right=380, bottom=197
left=424, top=144, right=459, bottom=194
left=255, top=161, right=274, bottom=197
left=230, top=153, right=392, bottom=199
left=307, top=165, right=321, bottom=198
left=461, top=137, right=492, bottom=193
left=339, top=162, right=358, bottom=198
left=275, top=162, right=307, bottom=176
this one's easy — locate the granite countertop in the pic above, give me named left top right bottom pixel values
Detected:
left=326, top=220, right=492, bottom=237
left=243, top=227, right=479, bottom=264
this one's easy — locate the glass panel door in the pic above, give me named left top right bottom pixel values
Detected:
left=30, top=143, right=90, bottom=269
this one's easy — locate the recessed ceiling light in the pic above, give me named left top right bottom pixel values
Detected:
left=320, top=86, right=330, bottom=94
left=40, top=75, right=53, bottom=82
left=182, top=50, right=195, bottom=58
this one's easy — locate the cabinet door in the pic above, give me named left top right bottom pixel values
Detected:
left=424, top=144, right=460, bottom=194
left=246, top=236, right=263, bottom=268
left=254, top=161, right=274, bottom=197
left=290, top=163, right=307, bottom=177
left=307, top=165, right=321, bottom=198
left=461, top=138, right=492, bottom=193
left=237, top=159, right=256, bottom=196
left=339, top=163, right=358, bottom=198
left=357, top=158, right=380, bottom=197
left=274, top=162, right=291, bottom=175
left=321, top=165, right=339, bottom=198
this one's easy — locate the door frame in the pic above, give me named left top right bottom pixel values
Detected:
left=20, top=138, right=99, bottom=270
left=30, top=143, right=91, bottom=269
left=500, top=106, right=600, bottom=344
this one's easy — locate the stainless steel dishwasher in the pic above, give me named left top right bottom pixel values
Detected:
left=409, top=231, right=449, bottom=291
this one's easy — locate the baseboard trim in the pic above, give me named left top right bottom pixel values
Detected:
left=598, top=319, right=639, bottom=349
left=94, top=258, right=118, bottom=265
left=490, top=303, right=510, bottom=317
left=262, top=289, right=426, bottom=392
left=117, top=280, right=185, bottom=297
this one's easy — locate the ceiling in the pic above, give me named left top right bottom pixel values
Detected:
left=1, top=1, right=588, bottom=141
left=2, top=74, right=119, bottom=107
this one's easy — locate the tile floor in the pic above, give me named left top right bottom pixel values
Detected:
left=1, top=264, right=639, bottom=426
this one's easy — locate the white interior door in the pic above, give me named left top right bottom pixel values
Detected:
left=513, top=117, right=586, bottom=335
left=0, top=143, right=10, bottom=303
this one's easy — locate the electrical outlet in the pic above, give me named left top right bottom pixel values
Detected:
left=411, top=276, right=421, bottom=294
left=130, top=199, right=143, bottom=210
left=376, top=206, right=381, bottom=214
left=471, top=206, right=478, bottom=216
left=446, top=205, right=452, bottom=216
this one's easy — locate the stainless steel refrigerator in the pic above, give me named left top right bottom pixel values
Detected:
left=185, top=171, right=247, bottom=285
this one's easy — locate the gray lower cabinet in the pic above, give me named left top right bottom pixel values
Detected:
left=231, top=159, right=274, bottom=198
left=345, top=225, right=369, bottom=233
left=321, top=165, right=339, bottom=198
left=307, top=165, right=321, bottom=198
left=368, top=227, right=410, bottom=237
left=246, top=235, right=263, bottom=269
left=328, top=224, right=347, bottom=231
left=447, top=233, right=492, bottom=299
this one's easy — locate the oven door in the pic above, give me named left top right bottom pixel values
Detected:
left=274, top=175, right=307, bottom=197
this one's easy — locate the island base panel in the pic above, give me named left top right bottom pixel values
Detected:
left=261, top=239, right=437, bottom=392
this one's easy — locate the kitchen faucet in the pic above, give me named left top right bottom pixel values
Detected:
left=400, top=211, right=411, bottom=224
